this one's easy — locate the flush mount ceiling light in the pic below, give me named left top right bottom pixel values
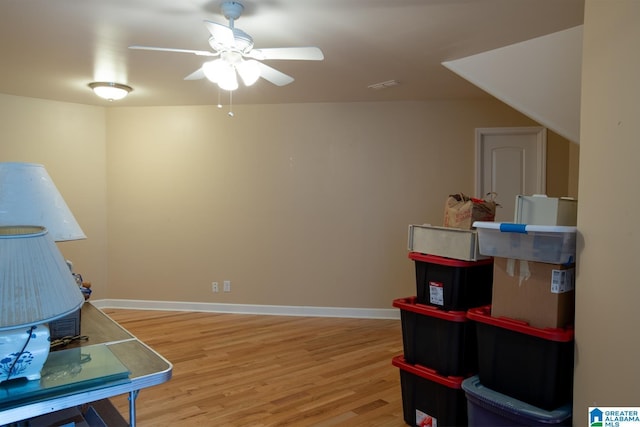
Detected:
left=88, top=82, right=133, bottom=101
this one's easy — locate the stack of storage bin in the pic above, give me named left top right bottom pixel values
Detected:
left=464, top=220, right=577, bottom=426
left=394, top=225, right=495, bottom=426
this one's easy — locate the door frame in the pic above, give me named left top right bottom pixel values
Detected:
left=474, top=126, right=547, bottom=198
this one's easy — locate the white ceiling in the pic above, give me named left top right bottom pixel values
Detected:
left=444, top=26, right=583, bottom=142
left=0, top=0, right=584, bottom=107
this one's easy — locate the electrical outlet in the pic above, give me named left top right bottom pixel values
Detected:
left=223, top=280, right=231, bottom=292
left=212, top=282, right=219, bottom=293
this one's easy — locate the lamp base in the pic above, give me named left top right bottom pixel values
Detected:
left=0, top=324, right=51, bottom=384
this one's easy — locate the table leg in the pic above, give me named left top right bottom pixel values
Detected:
left=129, top=389, right=140, bottom=427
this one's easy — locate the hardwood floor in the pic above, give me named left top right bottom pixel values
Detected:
left=103, top=309, right=407, bottom=426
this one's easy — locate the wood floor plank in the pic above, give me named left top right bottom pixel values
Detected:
left=103, top=309, right=406, bottom=426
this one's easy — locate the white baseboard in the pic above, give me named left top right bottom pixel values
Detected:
left=91, top=299, right=400, bottom=320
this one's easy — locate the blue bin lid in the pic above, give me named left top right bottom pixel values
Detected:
left=473, top=221, right=577, bottom=234
left=462, top=376, right=572, bottom=423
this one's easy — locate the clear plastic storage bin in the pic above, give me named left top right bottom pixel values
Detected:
left=473, top=222, right=577, bottom=264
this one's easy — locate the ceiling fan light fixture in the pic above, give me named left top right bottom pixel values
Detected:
left=216, top=64, right=239, bottom=91
left=202, top=59, right=226, bottom=83
left=218, top=73, right=238, bottom=91
left=236, top=60, right=261, bottom=86
left=88, top=82, right=132, bottom=101
left=129, top=0, right=324, bottom=93
left=203, top=58, right=242, bottom=91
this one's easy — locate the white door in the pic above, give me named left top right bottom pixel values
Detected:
left=475, top=127, right=547, bottom=222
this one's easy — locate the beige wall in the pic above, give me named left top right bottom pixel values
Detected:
left=0, top=93, right=109, bottom=295
left=568, top=139, right=580, bottom=197
left=0, top=94, right=576, bottom=308
left=105, top=100, right=545, bottom=308
left=573, top=0, right=640, bottom=424
left=547, top=130, right=579, bottom=198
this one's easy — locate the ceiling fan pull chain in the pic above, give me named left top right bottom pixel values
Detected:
left=228, top=91, right=234, bottom=117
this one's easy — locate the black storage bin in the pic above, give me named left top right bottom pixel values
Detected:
left=467, top=306, right=574, bottom=410
left=394, top=296, right=477, bottom=377
left=392, top=355, right=468, bottom=427
left=410, top=252, right=493, bottom=310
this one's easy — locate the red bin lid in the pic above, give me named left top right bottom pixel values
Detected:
left=466, top=305, right=574, bottom=342
left=393, top=297, right=468, bottom=322
left=392, top=355, right=465, bottom=389
left=409, top=252, right=493, bottom=267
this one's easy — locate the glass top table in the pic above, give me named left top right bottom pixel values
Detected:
left=0, top=302, right=173, bottom=426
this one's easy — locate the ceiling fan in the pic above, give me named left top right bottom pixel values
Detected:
left=129, top=1, right=324, bottom=91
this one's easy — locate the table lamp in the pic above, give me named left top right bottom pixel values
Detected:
left=0, top=226, right=85, bottom=384
left=0, top=162, right=86, bottom=241
left=0, top=162, right=87, bottom=383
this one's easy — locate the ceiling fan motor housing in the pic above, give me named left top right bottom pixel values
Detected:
left=231, top=28, right=253, bottom=53
left=208, top=28, right=253, bottom=53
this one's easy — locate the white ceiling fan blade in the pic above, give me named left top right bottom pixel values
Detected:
left=248, top=47, right=324, bottom=61
left=256, top=62, right=295, bottom=86
left=129, top=45, right=217, bottom=57
left=184, top=68, right=206, bottom=80
left=204, top=20, right=235, bottom=48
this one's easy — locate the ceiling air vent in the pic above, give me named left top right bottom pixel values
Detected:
left=367, top=80, right=399, bottom=90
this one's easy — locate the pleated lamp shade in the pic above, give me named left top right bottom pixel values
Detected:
left=0, top=162, right=86, bottom=241
left=0, top=226, right=85, bottom=331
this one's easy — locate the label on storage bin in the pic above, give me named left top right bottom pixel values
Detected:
left=551, top=268, right=575, bottom=293
left=429, top=281, right=444, bottom=306
left=416, top=409, right=437, bottom=427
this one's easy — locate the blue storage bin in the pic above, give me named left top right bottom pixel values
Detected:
left=462, top=376, right=572, bottom=426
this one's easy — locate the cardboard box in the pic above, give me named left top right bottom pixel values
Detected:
left=491, top=257, right=575, bottom=329
left=514, top=195, right=577, bottom=226
left=408, top=224, right=488, bottom=261
left=443, top=194, right=496, bottom=229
